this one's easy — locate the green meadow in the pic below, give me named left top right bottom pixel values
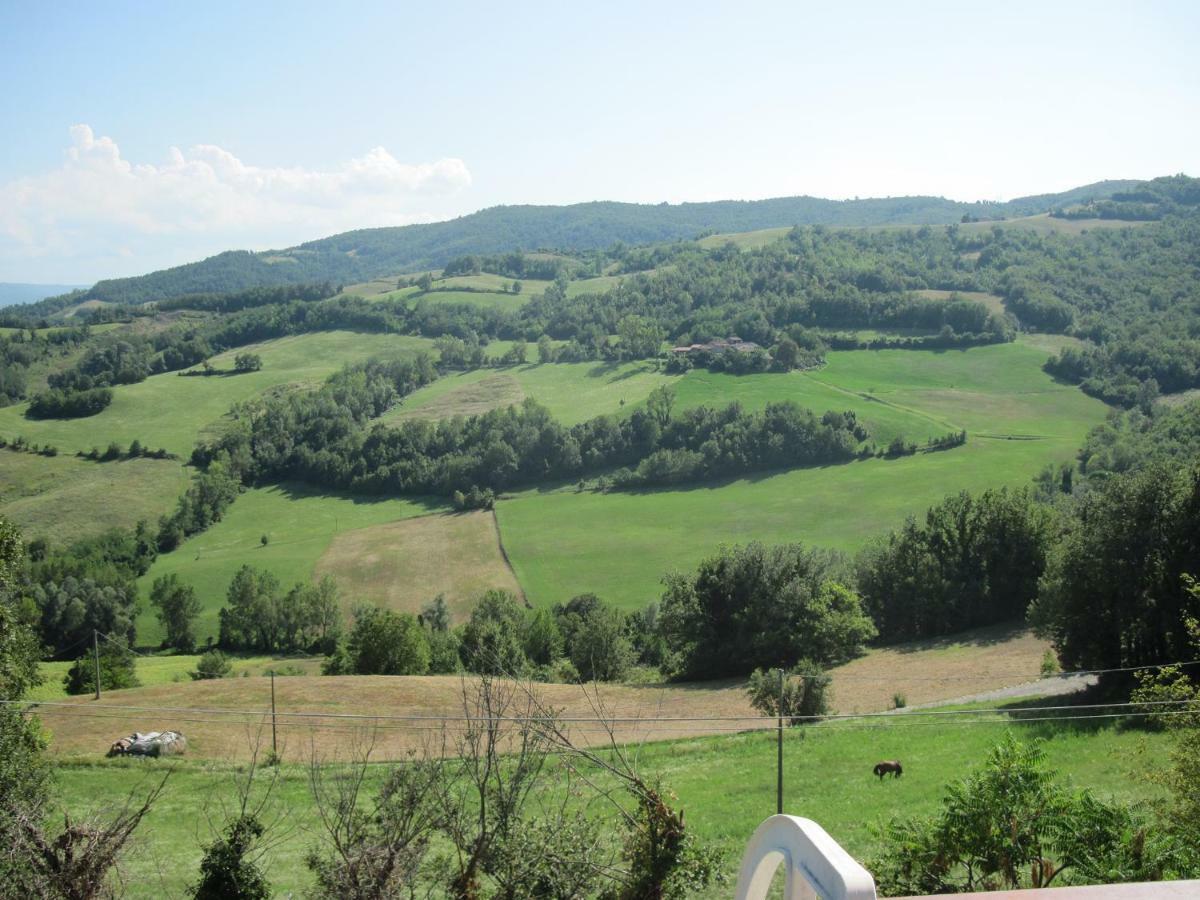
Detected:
left=0, top=450, right=189, bottom=543
left=497, top=339, right=1109, bottom=611
left=412, top=289, right=530, bottom=311
left=49, top=715, right=1166, bottom=899
left=0, top=331, right=439, bottom=458
left=135, top=483, right=443, bottom=647
left=29, top=652, right=323, bottom=701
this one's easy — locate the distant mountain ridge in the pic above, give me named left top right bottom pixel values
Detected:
left=0, top=282, right=87, bottom=308
left=42, top=180, right=1142, bottom=309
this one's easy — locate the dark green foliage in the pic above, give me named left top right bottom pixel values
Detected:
left=157, top=461, right=241, bottom=551
left=149, top=574, right=201, bottom=652
left=869, top=735, right=1179, bottom=895
left=1078, top=401, right=1200, bottom=481
left=1030, top=464, right=1200, bottom=673
left=25, top=386, right=113, bottom=419
left=157, top=282, right=337, bottom=314
left=0, top=517, right=50, bottom=890
left=659, top=542, right=875, bottom=679
left=324, top=607, right=430, bottom=676
left=458, top=589, right=528, bottom=675
left=30, top=576, right=138, bottom=658
left=191, top=650, right=233, bottom=680
left=523, top=607, right=564, bottom=667
left=233, top=352, right=262, bottom=372
left=218, top=567, right=340, bottom=654
left=63, top=639, right=140, bottom=694
left=746, top=661, right=831, bottom=724
left=857, top=488, right=1054, bottom=641
left=560, top=600, right=635, bottom=682
left=192, top=814, right=271, bottom=900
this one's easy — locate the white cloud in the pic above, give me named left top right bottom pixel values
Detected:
left=0, top=125, right=472, bottom=283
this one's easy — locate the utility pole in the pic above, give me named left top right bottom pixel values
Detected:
left=777, top=667, right=784, bottom=815
left=93, top=630, right=101, bottom=701
left=270, top=670, right=278, bottom=759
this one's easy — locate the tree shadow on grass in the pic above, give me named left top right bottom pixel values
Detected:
left=877, top=620, right=1030, bottom=656
left=272, top=480, right=445, bottom=515
left=996, top=691, right=1137, bottom=738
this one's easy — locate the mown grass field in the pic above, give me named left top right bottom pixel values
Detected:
left=498, top=339, right=1109, bottom=611
left=47, top=710, right=1167, bottom=899
left=0, top=450, right=189, bottom=543
left=313, top=510, right=522, bottom=621
left=135, top=483, right=444, bottom=647
left=386, top=360, right=944, bottom=446
left=36, top=621, right=1053, bottom=757
left=0, top=331, right=439, bottom=458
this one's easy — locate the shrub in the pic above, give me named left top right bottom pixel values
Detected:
left=63, top=642, right=140, bottom=695
left=192, top=814, right=270, bottom=900
left=191, top=650, right=233, bottom=680
left=746, top=661, right=831, bottom=724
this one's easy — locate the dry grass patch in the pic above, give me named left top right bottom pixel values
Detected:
left=829, top=623, right=1052, bottom=713
left=392, top=372, right=525, bottom=421
left=36, top=623, right=1055, bottom=762
left=314, top=510, right=522, bottom=620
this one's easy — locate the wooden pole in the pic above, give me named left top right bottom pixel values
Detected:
left=270, top=670, right=278, bottom=758
left=777, top=667, right=784, bottom=815
left=93, top=630, right=102, bottom=701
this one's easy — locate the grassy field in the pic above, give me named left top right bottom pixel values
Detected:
left=0, top=450, right=189, bottom=543
left=412, top=289, right=531, bottom=312
left=497, top=340, right=1109, bottom=611
left=37, top=621, right=1051, bottom=760
left=697, top=227, right=791, bottom=250
left=46, top=707, right=1167, bottom=898
left=384, top=360, right=679, bottom=427
left=135, top=483, right=444, bottom=647
left=0, top=331, right=439, bottom=458
left=29, top=653, right=324, bottom=701
left=313, top=510, right=522, bottom=621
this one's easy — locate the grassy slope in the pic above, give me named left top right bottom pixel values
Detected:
left=313, top=510, right=522, bottom=621
left=413, top=290, right=530, bottom=311
left=0, top=331, right=438, bottom=458
left=135, top=483, right=444, bottom=647
left=0, top=451, right=190, bottom=543
left=49, top=715, right=1165, bottom=898
left=498, top=339, right=1108, bottom=611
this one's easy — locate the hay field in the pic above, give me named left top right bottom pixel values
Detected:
left=314, top=510, right=522, bottom=621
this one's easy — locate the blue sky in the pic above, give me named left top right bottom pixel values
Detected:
left=1, top=0, right=1198, bottom=283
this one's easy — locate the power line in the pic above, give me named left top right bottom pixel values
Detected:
left=10, top=696, right=1196, bottom=725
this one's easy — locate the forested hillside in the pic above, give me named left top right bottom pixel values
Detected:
left=14, top=179, right=1138, bottom=312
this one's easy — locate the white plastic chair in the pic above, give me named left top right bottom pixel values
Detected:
left=733, top=815, right=877, bottom=900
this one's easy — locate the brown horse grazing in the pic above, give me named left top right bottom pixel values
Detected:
left=873, top=760, right=902, bottom=781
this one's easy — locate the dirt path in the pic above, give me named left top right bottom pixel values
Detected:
left=906, top=672, right=1098, bottom=710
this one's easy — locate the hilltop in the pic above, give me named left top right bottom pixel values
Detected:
left=17, top=179, right=1139, bottom=312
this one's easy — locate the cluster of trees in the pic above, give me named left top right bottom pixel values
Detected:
left=200, top=373, right=866, bottom=501
left=156, top=282, right=338, bottom=314
left=218, top=567, right=342, bottom=655
left=659, top=542, right=876, bottom=680
left=856, top=488, right=1054, bottom=641
left=25, top=386, right=112, bottom=419
left=323, top=590, right=654, bottom=684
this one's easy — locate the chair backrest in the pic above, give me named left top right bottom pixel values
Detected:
left=733, top=815, right=877, bottom=900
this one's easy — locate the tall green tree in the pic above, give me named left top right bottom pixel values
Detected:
left=149, top=574, right=201, bottom=652
left=660, top=542, right=875, bottom=679
left=1031, top=464, right=1200, bottom=672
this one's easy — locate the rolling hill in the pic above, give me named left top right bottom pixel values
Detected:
left=19, top=179, right=1137, bottom=311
